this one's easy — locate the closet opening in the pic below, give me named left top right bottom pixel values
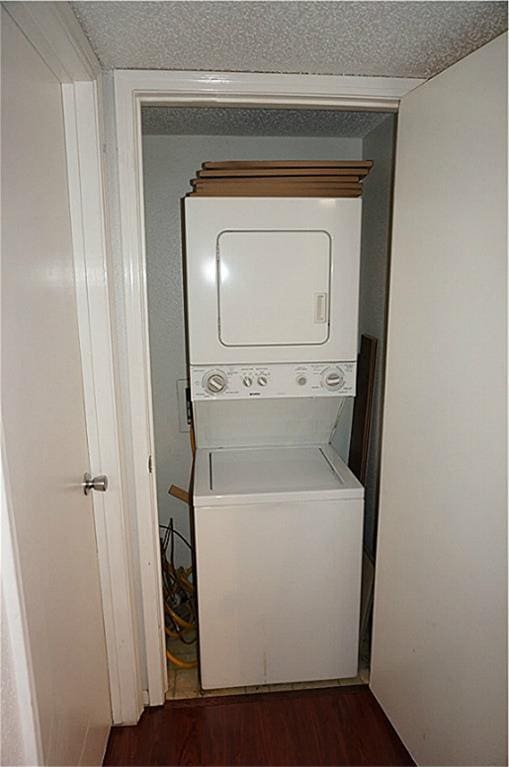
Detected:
left=139, top=104, right=397, bottom=699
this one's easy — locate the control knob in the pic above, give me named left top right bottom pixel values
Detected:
left=204, top=370, right=227, bottom=394
left=257, top=375, right=268, bottom=387
left=322, top=368, right=345, bottom=391
left=242, top=376, right=253, bottom=388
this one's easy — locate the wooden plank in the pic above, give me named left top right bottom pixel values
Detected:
left=191, top=189, right=362, bottom=197
left=202, top=159, right=373, bottom=170
left=189, top=188, right=363, bottom=197
left=348, top=335, right=378, bottom=652
left=348, top=334, right=378, bottom=485
left=198, top=168, right=370, bottom=178
left=168, top=485, right=189, bottom=504
left=192, top=187, right=363, bottom=197
left=191, top=180, right=362, bottom=190
left=192, top=176, right=361, bottom=187
left=192, top=177, right=362, bottom=187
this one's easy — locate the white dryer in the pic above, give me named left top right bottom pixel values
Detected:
left=193, top=444, right=364, bottom=690
left=184, top=197, right=361, bottom=368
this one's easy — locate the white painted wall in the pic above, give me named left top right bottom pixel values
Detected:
left=141, top=133, right=362, bottom=563
left=1, top=599, right=26, bottom=766
left=358, top=115, right=396, bottom=556
left=371, top=33, right=507, bottom=766
left=1, top=449, right=41, bottom=767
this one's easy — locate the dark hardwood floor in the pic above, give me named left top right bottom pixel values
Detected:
left=104, top=685, right=414, bottom=766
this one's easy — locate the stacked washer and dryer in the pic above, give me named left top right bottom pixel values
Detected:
left=184, top=197, right=364, bottom=690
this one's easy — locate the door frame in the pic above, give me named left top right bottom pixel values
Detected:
left=3, top=2, right=144, bottom=727
left=106, top=68, right=425, bottom=707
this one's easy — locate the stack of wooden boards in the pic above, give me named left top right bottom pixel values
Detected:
left=188, top=160, right=373, bottom=198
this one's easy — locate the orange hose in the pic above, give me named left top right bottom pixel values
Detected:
left=164, top=602, right=195, bottom=630
left=165, top=625, right=194, bottom=639
left=166, top=649, right=197, bottom=669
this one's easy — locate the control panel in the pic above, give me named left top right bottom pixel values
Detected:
left=190, top=362, right=356, bottom=400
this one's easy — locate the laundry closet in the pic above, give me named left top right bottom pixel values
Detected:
left=141, top=106, right=396, bottom=693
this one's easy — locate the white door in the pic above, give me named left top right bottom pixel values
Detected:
left=370, top=33, right=507, bottom=767
left=2, top=10, right=111, bottom=766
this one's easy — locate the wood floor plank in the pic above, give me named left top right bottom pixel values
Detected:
left=103, top=687, right=414, bottom=766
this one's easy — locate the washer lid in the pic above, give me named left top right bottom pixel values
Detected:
left=193, top=444, right=363, bottom=506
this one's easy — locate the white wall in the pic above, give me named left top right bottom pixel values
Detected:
left=371, top=33, right=507, bottom=766
left=1, top=602, right=28, bottom=767
left=1, top=454, right=41, bottom=767
left=141, top=133, right=362, bottom=562
left=358, top=115, right=396, bottom=556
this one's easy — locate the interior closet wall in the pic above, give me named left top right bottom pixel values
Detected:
left=142, top=133, right=362, bottom=562
left=357, top=115, right=396, bottom=558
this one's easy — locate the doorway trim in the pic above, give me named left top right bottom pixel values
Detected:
left=62, top=80, right=145, bottom=725
left=106, top=68, right=425, bottom=707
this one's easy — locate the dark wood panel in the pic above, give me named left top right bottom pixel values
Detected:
left=349, top=334, right=378, bottom=485
left=104, top=687, right=414, bottom=766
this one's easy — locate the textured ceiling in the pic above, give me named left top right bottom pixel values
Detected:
left=71, top=1, right=507, bottom=78
left=141, top=106, right=392, bottom=137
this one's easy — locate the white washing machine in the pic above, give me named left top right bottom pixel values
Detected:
left=193, top=443, right=364, bottom=690
left=183, top=197, right=364, bottom=690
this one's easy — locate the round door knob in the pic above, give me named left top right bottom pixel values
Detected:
left=204, top=371, right=227, bottom=394
left=242, top=376, right=253, bottom=388
left=257, top=375, right=268, bottom=387
left=82, top=473, right=108, bottom=496
left=322, top=368, right=344, bottom=391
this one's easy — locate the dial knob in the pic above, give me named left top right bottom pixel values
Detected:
left=297, top=376, right=307, bottom=386
left=322, top=368, right=344, bottom=391
left=204, top=371, right=227, bottom=394
left=242, top=376, right=253, bottom=388
left=257, top=375, right=268, bottom=387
